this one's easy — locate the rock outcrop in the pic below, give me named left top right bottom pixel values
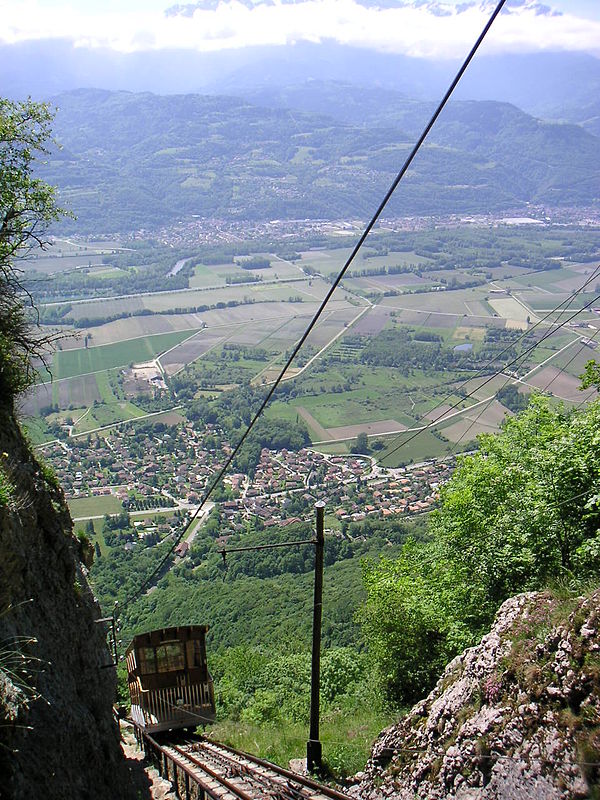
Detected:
left=357, top=590, right=600, bottom=799
left=0, top=411, right=138, bottom=799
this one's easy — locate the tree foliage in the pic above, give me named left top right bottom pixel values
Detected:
left=579, top=359, right=600, bottom=392
left=361, top=394, right=600, bottom=705
left=0, top=98, right=65, bottom=400
left=497, top=383, right=529, bottom=413
left=350, top=431, right=370, bottom=454
left=211, top=645, right=367, bottom=725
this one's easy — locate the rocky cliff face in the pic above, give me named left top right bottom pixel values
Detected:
left=357, top=590, right=600, bottom=800
left=0, top=410, right=138, bottom=799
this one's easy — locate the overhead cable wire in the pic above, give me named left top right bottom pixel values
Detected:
left=120, top=0, right=510, bottom=610
left=379, top=263, right=600, bottom=460
left=384, top=284, right=600, bottom=463
left=381, top=266, right=600, bottom=463
left=445, top=272, right=600, bottom=455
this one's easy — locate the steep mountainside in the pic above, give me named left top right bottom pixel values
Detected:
left=40, top=89, right=600, bottom=233
left=356, top=591, right=600, bottom=799
left=0, top=409, right=139, bottom=799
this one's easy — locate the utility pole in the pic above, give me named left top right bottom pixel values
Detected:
left=218, top=501, right=327, bottom=773
left=307, top=500, right=325, bottom=774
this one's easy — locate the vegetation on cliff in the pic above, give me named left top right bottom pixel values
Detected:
left=0, top=98, right=65, bottom=401
left=361, top=390, right=600, bottom=706
left=358, top=589, right=600, bottom=799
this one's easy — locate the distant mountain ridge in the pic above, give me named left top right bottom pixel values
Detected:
left=2, top=39, right=600, bottom=124
left=39, top=88, right=600, bottom=234
left=241, top=78, right=600, bottom=137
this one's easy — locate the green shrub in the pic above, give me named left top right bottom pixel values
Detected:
left=0, top=468, right=12, bottom=507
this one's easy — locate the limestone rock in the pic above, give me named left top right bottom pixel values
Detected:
left=0, top=411, right=139, bottom=799
left=359, top=591, right=600, bottom=799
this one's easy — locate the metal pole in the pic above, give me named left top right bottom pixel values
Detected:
left=307, top=500, right=325, bottom=773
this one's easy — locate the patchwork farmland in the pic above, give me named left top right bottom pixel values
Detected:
left=23, top=229, right=600, bottom=465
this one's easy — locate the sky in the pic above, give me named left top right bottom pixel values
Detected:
left=1, top=0, right=600, bottom=59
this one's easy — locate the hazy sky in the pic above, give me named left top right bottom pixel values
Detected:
left=2, top=0, right=600, bottom=58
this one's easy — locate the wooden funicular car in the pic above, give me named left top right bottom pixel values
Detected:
left=126, top=625, right=215, bottom=733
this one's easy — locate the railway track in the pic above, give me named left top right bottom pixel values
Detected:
left=142, top=730, right=354, bottom=800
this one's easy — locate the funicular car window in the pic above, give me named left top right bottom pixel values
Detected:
left=156, top=642, right=185, bottom=672
left=139, top=647, right=156, bottom=675
left=186, top=639, right=205, bottom=669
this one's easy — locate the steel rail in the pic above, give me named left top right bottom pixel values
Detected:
left=199, top=736, right=353, bottom=800
left=175, top=740, right=300, bottom=800
left=137, top=723, right=354, bottom=800
left=145, top=732, right=256, bottom=800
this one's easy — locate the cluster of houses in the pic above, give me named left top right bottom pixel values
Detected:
left=217, top=447, right=453, bottom=533
left=43, top=423, right=228, bottom=504
left=41, top=420, right=455, bottom=543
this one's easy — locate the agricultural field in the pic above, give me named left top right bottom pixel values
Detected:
left=345, top=273, right=429, bottom=293
left=189, top=254, right=304, bottom=288
left=72, top=401, right=147, bottom=433
left=160, top=329, right=234, bottom=375
left=20, top=416, right=55, bottom=445
left=522, top=368, right=590, bottom=402
left=488, top=297, right=535, bottom=327
left=459, top=374, right=515, bottom=403
left=26, top=226, right=600, bottom=468
left=519, top=291, right=597, bottom=313
left=266, top=361, right=471, bottom=445
left=23, top=363, right=138, bottom=414
left=190, top=262, right=237, bottom=288
left=299, top=247, right=433, bottom=278
left=51, top=330, right=197, bottom=379
left=65, top=295, right=146, bottom=321
left=543, top=339, right=599, bottom=377
left=26, top=253, right=108, bottom=274
left=23, top=236, right=129, bottom=275
left=441, top=399, right=509, bottom=443
left=68, top=494, right=123, bottom=520
left=375, top=427, right=458, bottom=467
left=134, top=282, right=308, bottom=314
left=352, top=307, right=391, bottom=335
left=53, top=314, right=201, bottom=347
left=381, top=287, right=492, bottom=315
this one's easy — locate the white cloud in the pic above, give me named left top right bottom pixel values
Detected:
left=0, top=0, right=599, bottom=58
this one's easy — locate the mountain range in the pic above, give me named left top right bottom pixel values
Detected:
left=40, top=87, right=600, bottom=233
left=3, top=40, right=600, bottom=127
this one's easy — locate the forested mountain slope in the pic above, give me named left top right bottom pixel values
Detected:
left=42, top=88, right=600, bottom=233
